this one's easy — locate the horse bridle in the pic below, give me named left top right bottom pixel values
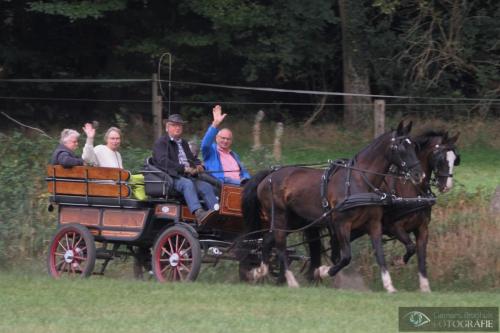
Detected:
left=429, top=144, right=460, bottom=181
left=388, top=135, right=421, bottom=180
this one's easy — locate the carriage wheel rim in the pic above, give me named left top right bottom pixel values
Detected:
left=156, top=232, right=193, bottom=282
left=50, top=229, right=89, bottom=278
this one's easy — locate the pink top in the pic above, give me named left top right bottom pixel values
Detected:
left=218, top=147, right=240, bottom=181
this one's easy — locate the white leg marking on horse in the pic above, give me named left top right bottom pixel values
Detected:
left=419, top=272, right=431, bottom=293
left=445, top=151, right=456, bottom=190
left=316, top=265, right=330, bottom=279
left=285, top=270, right=300, bottom=288
left=259, top=263, right=269, bottom=277
left=247, top=262, right=269, bottom=282
left=382, top=270, right=397, bottom=293
left=313, top=268, right=320, bottom=280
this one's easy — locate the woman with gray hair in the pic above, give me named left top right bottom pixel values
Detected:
left=82, top=123, right=123, bottom=168
left=50, top=129, right=84, bottom=167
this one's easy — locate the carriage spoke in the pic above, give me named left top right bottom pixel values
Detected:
left=180, top=245, right=192, bottom=255
left=73, top=256, right=86, bottom=261
left=56, top=259, right=65, bottom=270
left=73, top=236, right=83, bottom=249
left=175, top=235, right=179, bottom=253
left=177, top=268, right=186, bottom=281
left=167, top=238, right=174, bottom=254
left=179, top=262, right=191, bottom=272
left=178, top=238, right=186, bottom=250
left=71, top=232, right=76, bottom=248
left=60, top=262, right=68, bottom=274
left=161, top=246, right=172, bottom=257
left=161, top=263, right=172, bottom=275
left=58, top=240, right=68, bottom=252
left=65, top=234, right=71, bottom=251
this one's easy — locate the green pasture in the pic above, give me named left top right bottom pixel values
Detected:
left=0, top=272, right=497, bottom=333
left=0, top=125, right=499, bottom=333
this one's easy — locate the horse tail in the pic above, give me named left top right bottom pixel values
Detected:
left=242, top=169, right=272, bottom=234
left=236, top=169, right=273, bottom=264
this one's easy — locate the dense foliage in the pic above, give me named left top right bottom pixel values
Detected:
left=0, top=132, right=54, bottom=266
left=0, top=0, right=499, bottom=127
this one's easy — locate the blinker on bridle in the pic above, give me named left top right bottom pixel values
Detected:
left=389, top=135, right=420, bottom=179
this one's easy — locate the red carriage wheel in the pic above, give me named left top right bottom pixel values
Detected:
left=152, top=225, right=201, bottom=282
left=47, top=224, right=96, bottom=278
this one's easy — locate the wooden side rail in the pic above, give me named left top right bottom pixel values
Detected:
left=46, top=165, right=131, bottom=198
left=219, top=185, right=243, bottom=217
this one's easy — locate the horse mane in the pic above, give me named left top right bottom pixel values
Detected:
left=414, top=129, right=447, bottom=152
left=354, top=128, right=393, bottom=158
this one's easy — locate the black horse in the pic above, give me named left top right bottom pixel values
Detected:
left=241, top=121, right=424, bottom=291
left=307, top=130, right=460, bottom=292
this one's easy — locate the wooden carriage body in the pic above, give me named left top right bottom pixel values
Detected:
left=45, top=165, right=297, bottom=282
left=46, top=165, right=246, bottom=245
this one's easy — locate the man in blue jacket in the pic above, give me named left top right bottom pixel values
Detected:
left=201, top=105, right=250, bottom=185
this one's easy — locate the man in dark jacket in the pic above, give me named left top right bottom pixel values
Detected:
left=51, top=129, right=84, bottom=167
left=152, top=114, right=219, bottom=224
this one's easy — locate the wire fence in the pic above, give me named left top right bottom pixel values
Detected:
left=1, top=77, right=499, bottom=127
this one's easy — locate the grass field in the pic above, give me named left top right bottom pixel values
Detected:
left=1, top=119, right=499, bottom=333
left=0, top=272, right=498, bottom=333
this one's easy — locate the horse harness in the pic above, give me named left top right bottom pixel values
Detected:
left=265, top=133, right=438, bottom=234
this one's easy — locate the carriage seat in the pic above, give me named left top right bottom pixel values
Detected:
left=47, top=165, right=131, bottom=198
left=46, top=164, right=156, bottom=208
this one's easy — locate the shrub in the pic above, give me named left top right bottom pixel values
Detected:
left=0, top=132, right=56, bottom=268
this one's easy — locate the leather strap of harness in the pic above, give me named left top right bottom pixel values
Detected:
left=320, top=159, right=348, bottom=210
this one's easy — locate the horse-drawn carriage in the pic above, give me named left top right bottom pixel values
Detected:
left=45, top=163, right=299, bottom=282
left=45, top=122, right=460, bottom=292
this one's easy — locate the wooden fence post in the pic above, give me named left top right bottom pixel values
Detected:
left=252, top=110, right=265, bottom=151
left=374, top=99, right=385, bottom=138
left=273, top=122, right=284, bottom=162
left=152, top=73, right=163, bottom=140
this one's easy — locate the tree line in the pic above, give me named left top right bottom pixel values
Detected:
left=1, top=0, right=499, bottom=128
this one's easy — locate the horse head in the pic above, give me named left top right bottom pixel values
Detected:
left=429, top=132, right=460, bottom=193
left=387, top=121, right=425, bottom=185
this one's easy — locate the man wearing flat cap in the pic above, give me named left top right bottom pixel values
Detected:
left=152, top=114, right=219, bottom=223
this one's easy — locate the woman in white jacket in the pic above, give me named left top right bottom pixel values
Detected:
left=82, top=123, right=123, bottom=168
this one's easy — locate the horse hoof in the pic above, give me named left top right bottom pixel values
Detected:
left=246, top=269, right=258, bottom=283
left=420, top=284, right=431, bottom=293
left=387, top=287, right=398, bottom=294
left=285, top=270, right=300, bottom=288
left=316, top=265, right=330, bottom=279
left=247, top=263, right=269, bottom=282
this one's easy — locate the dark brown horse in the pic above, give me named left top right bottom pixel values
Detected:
left=241, top=121, right=424, bottom=291
left=381, top=130, right=460, bottom=292
left=307, top=130, right=460, bottom=292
